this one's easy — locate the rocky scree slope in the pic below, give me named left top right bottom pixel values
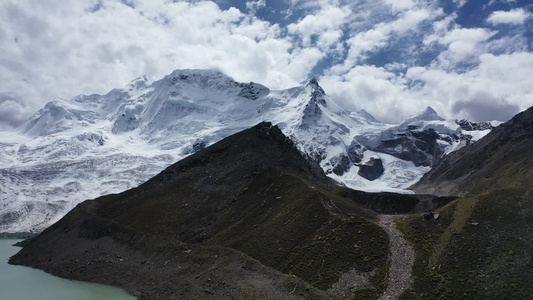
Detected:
left=11, top=122, right=396, bottom=299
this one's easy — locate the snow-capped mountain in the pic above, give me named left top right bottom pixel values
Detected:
left=0, top=69, right=492, bottom=233
left=366, top=107, right=494, bottom=168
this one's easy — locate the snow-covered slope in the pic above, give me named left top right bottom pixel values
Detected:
left=0, top=69, right=492, bottom=233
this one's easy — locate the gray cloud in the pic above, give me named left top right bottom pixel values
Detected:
left=0, top=94, right=31, bottom=129
left=452, top=94, right=520, bottom=122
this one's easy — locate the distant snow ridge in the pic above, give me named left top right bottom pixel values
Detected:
left=0, top=69, right=492, bottom=233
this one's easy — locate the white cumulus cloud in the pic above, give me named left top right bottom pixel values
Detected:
left=288, top=5, right=350, bottom=51
left=487, top=8, right=531, bottom=25
left=435, top=28, right=497, bottom=67
left=0, top=0, right=325, bottom=129
left=331, top=8, right=438, bottom=73
left=0, top=0, right=531, bottom=129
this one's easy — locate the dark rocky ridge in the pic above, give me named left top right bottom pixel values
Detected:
left=10, top=122, right=400, bottom=299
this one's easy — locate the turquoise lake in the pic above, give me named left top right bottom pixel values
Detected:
left=0, top=239, right=135, bottom=300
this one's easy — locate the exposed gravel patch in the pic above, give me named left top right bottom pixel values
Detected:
left=327, top=268, right=374, bottom=299
left=377, top=215, right=415, bottom=300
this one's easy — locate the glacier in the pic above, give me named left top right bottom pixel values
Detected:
left=0, top=69, right=493, bottom=233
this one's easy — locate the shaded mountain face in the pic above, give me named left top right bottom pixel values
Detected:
left=455, top=119, right=493, bottom=131
left=412, top=105, right=533, bottom=196
left=11, top=122, right=397, bottom=299
left=370, top=107, right=492, bottom=168
left=373, top=126, right=445, bottom=167
left=398, top=106, right=533, bottom=299
left=92, top=122, right=334, bottom=241
left=0, top=69, right=493, bottom=233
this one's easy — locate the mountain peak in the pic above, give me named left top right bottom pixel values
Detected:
left=180, top=121, right=326, bottom=181
left=399, top=106, right=445, bottom=128
left=419, top=106, right=444, bottom=121
left=22, top=100, right=72, bottom=136
left=304, top=78, right=325, bottom=95
left=307, top=77, right=319, bottom=86
left=126, top=75, right=150, bottom=90
left=357, top=109, right=380, bottom=123
left=424, top=106, right=436, bottom=113
left=300, top=79, right=328, bottom=129
left=163, top=69, right=233, bottom=87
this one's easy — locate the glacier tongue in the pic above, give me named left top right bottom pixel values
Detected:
left=0, top=69, right=491, bottom=233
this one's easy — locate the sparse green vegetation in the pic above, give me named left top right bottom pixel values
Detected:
left=403, top=105, right=533, bottom=299
left=353, top=288, right=379, bottom=299
left=398, top=188, right=533, bottom=299
left=210, top=172, right=389, bottom=292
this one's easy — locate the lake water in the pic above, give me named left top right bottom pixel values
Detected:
left=0, top=239, right=136, bottom=300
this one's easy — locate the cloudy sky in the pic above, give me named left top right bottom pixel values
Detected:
left=1, top=0, right=532, bottom=129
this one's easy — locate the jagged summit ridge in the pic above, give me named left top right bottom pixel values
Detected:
left=126, top=75, right=151, bottom=90
left=455, top=119, right=493, bottom=131
left=305, top=78, right=325, bottom=94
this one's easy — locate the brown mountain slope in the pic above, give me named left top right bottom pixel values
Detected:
left=399, top=106, right=533, bottom=299
left=11, top=122, right=393, bottom=299
left=411, top=105, right=533, bottom=196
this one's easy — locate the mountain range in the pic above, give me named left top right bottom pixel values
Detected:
left=0, top=69, right=494, bottom=234
left=10, top=102, right=532, bottom=299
